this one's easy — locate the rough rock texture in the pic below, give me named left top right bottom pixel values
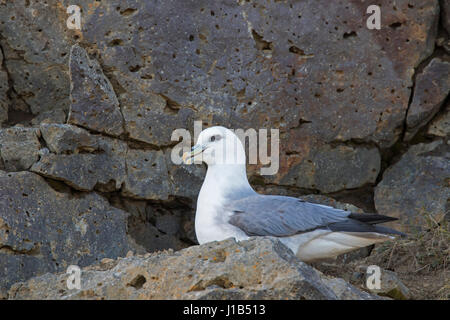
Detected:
left=0, top=1, right=72, bottom=122
left=7, top=238, right=377, bottom=300
left=427, top=104, right=450, bottom=137
left=68, top=45, right=124, bottom=137
left=0, top=0, right=442, bottom=194
left=0, top=0, right=448, bottom=298
left=375, top=140, right=450, bottom=232
left=0, top=171, right=140, bottom=292
left=0, top=48, right=8, bottom=127
left=0, top=127, right=41, bottom=171
left=277, top=143, right=381, bottom=193
left=364, top=268, right=411, bottom=300
left=30, top=123, right=175, bottom=198
left=31, top=124, right=127, bottom=192
left=405, top=58, right=450, bottom=140
left=122, top=149, right=172, bottom=200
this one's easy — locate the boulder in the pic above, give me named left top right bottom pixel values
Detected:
left=31, top=124, right=127, bottom=192
left=0, top=171, right=140, bottom=292
left=7, top=237, right=378, bottom=300
left=68, top=45, right=124, bottom=136
left=374, top=140, right=450, bottom=231
left=405, top=58, right=450, bottom=140
left=360, top=266, right=411, bottom=300
left=0, top=127, right=41, bottom=171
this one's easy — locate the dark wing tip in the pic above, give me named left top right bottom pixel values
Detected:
left=348, top=213, right=398, bottom=224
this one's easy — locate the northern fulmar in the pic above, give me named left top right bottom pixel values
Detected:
left=182, top=126, right=405, bottom=262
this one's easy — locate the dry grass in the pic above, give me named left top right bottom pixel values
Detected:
left=315, top=214, right=450, bottom=299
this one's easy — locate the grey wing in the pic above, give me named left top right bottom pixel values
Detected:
left=226, top=194, right=351, bottom=237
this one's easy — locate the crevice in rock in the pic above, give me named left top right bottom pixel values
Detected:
left=372, top=7, right=448, bottom=188
left=290, top=118, right=312, bottom=130
left=343, top=31, right=357, bottom=39
left=127, top=274, right=146, bottom=289
left=119, top=8, right=138, bottom=17
left=44, top=177, right=75, bottom=195
left=288, top=45, right=312, bottom=58
left=389, top=22, right=402, bottom=30
left=401, top=6, right=447, bottom=142
left=251, top=179, right=377, bottom=213
left=251, top=29, right=273, bottom=52
left=0, top=243, right=41, bottom=256
left=103, top=192, right=196, bottom=252
left=328, top=185, right=376, bottom=213
left=160, top=94, right=181, bottom=115
left=188, top=276, right=234, bottom=292
left=0, top=39, right=35, bottom=127
left=328, top=138, right=380, bottom=150
left=71, top=45, right=128, bottom=140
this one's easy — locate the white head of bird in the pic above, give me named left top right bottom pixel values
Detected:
left=182, top=126, right=247, bottom=167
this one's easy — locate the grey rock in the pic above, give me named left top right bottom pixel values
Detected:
left=31, top=109, right=67, bottom=127
left=0, top=0, right=72, bottom=119
left=31, top=128, right=127, bottom=192
left=68, top=44, right=124, bottom=136
left=427, top=104, right=450, bottom=138
left=277, top=142, right=380, bottom=193
left=0, top=127, right=41, bottom=171
left=322, top=277, right=377, bottom=300
left=122, top=149, right=172, bottom=200
left=32, top=124, right=175, bottom=197
left=361, top=267, right=410, bottom=300
left=39, top=123, right=99, bottom=154
left=0, top=171, right=135, bottom=292
left=375, top=140, right=450, bottom=231
left=7, top=237, right=378, bottom=300
left=165, top=149, right=206, bottom=199
left=405, top=58, right=450, bottom=140
left=121, top=93, right=196, bottom=146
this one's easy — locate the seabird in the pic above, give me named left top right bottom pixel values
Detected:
left=182, top=126, right=405, bottom=262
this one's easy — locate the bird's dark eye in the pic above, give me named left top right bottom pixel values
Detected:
left=210, top=135, right=221, bottom=142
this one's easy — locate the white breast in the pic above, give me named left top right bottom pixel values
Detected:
left=195, top=193, right=249, bottom=244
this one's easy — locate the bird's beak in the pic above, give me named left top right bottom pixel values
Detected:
left=182, top=144, right=205, bottom=164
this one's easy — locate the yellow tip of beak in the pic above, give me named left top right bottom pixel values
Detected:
left=182, top=152, right=193, bottom=164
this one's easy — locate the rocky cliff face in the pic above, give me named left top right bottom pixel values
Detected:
left=0, top=0, right=448, bottom=297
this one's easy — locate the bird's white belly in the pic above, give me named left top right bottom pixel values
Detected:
left=279, top=230, right=391, bottom=262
